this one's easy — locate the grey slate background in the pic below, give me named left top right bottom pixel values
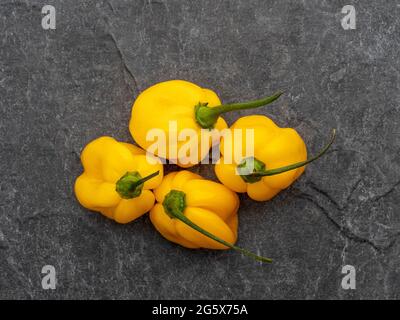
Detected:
left=0, top=0, right=399, bottom=299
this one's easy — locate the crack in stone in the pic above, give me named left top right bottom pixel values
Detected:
left=343, top=177, right=362, bottom=209
left=297, top=184, right=400, bottom=253
left=302, top=176, right=400, bottom=251
left=147, top=0, right=170, bottom=13
left=5, top=257, right=34, bottom=299
left=383, top=235, right=400, bottom=252
left=17, top=209, right=54, bottom=223
left=298, top=193, right=382, bottom=252
left=96, top=1, right=140, bottom=94
left=307, top=180, right=343, bottom=209
left=107, top=32, right=140, bottom=94
left=371, top=179, right=400, bottom=202
left=106, top=0, right=116, bottom=14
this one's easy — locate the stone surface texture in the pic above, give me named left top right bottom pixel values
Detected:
left=0, top=0, right=399, bottom=299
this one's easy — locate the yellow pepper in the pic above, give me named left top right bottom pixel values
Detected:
left=74, top=136, right=163, bottom=223
left=215, top=115, right=336, bottom=201
left=150, top=170, right=272, bottom=262
left=129, top=80, right=282, bottom=167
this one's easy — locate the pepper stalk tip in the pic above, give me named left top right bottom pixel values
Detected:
left=162, top=189, right=273, bottom=263
left=238, top=129, right=336, bottom=182
left=195, top=91, right=284, bottom=129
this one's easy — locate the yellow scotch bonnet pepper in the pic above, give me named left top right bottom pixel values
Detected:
left=215, top=115, right=336, bottom=201
left=150, top=170, right=272, bottom=262
left=75, top=136, right=163, bottom=223
left=129, top=80, right=282, bottom=167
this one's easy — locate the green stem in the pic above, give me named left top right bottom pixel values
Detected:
left=255, top=129, right=336, bottom=177
left=195, top=91, right=283, bottom=129
left=116, top=170, right=159, bottom=199
left=174, top=210, right=272, bottom=263
left=163, top=190, right=272, bottom=263
left=136, top=171, right=160, bottom=184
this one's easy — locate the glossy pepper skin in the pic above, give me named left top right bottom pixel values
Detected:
left=150, top=171, right=272, bottom=262
left=74, top=136, right=163, bottom=223
left=129, top=80, right=282, bottom=167
left=215, top=115, right=335, bottom=201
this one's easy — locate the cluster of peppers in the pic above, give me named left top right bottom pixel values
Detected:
left=75, top=80, right=335, bottom=262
